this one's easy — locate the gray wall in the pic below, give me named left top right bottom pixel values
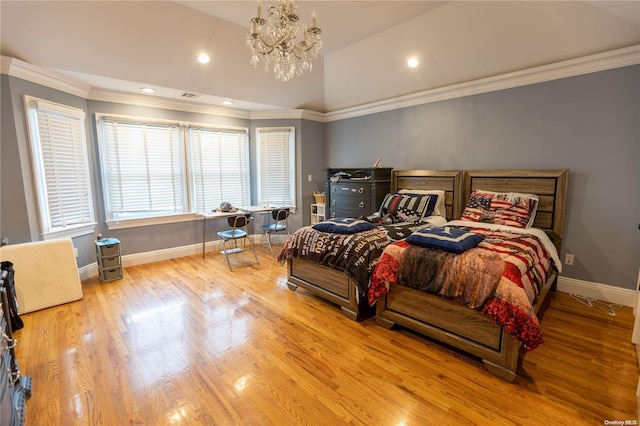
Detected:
left=325, top=65, right=640, bottom=290
left=1, top=75, right=97, bottom=264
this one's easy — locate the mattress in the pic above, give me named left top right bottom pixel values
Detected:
left=0, top=238, right=83, bottom=314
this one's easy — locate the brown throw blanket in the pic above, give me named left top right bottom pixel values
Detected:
left=370, top=227, right=555, bottom=350
left=398, top=245, right=504, bottom=309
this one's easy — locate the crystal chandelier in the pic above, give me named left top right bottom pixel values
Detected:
left=246, top=0, right=322, bottom=82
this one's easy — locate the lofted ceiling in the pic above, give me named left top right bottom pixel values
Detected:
left=1, top=1, right=639, bottom=114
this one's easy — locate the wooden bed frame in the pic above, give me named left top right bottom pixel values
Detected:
left=286, top=168, right=569, bottom=381
left=286, top=170, right=464, bottom=320
left=375, top=169, right=569, bottom=381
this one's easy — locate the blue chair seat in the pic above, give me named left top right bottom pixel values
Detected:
left=216, top=214, right=258, bottom=271
left=259, top=223, right=286, bottom=232
left=260, top=208, right=290, bottom=255
left=217, top=229, right=248, bottom=239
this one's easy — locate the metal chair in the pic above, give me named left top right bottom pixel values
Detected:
left=259, top=208, right=290, bottom=255
left=216, top=214, right=259, bottom=271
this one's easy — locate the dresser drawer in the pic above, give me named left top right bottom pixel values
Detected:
left=98, top=255, right=121, bottom=269
left=330, top=182, right=371, bottom=198
left=99, top=267, right=123, bottom=282
left=329, top=207, right=370, bottom=219
left=330, top=196, right=371, bottom=211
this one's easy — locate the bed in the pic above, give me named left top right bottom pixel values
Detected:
left=370, top=169, right=569, bottom=381
left=279, top=170, right=464, bottom=320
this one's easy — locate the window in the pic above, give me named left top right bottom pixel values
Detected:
left=99, top=118, right=185, bottom=221
left=25, top=96, right=96, bottom=239
left=188, top=127, right=250, bottom=212
left=96, top=114, right=249, bottom=227
left=256, top=127, right=295, bottom=207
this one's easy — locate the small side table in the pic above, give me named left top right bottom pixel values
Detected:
left=95, top=238, right=123, bottom=282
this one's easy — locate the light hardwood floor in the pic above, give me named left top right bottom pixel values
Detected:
left=14, top=245, right=639, bottom=425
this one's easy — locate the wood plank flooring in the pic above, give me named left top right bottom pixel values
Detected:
left=13, top=245, right=639, bottom=425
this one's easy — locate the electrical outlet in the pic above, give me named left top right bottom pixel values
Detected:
left=307, top=174, right=313, bottom=182
left=564, top=254, right=574, bottom=266
left=74, top=247, right=79, bottom=258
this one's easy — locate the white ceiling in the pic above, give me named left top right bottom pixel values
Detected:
left=1, top=1, right=639, bottom=113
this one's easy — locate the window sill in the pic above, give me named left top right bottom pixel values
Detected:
left=106, top=213, right=201, bottom=230
left=42, top=223, right=97, bottom=240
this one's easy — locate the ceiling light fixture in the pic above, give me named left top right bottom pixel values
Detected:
left=198, top=53, right=210, bottom=64
left=140, top=87, right=155, bottom=93
left=246, top=0, right=322, bottom=82
left=222, top=100, right=233, bottom=105
left=408, top=57, right=419, bottom=68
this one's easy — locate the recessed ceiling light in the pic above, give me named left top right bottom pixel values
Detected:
left=408, top=57, right=419, bottom=68
left=198, top=53, right=210, bottom=64
left=140, top=87, right=155, bottom=93
left=222, top=100, right=233, bottom=105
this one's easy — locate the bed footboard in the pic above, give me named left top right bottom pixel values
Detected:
left=287, top=258, right=374, bottom=320
left=375, top=271, right=558, bottom=381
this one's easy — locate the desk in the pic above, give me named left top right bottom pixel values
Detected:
left=242, top=205, right=291, bottom=252
left=200, top=210, right=245, bottom=259
left=241, top=205, right=290, bottom=233
left=201, top=207, right=289, bottom=258
left=240, top=205, right=290, bottom=230
left=241, top=205, right=289, bottom=213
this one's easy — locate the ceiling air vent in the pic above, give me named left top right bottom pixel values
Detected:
left=181, top=92, right=200, bottom=98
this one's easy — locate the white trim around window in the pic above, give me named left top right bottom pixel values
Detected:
left=256, top=127, right=296, bottom=209
left=24, top=96, right=96, bottom=240
left=95, top=114, right=250, bottom=229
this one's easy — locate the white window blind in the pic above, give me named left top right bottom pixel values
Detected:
left=256, top=127, right=295, bottom=207
left=25, top=97, right=95, bottom=239
left=99, top=118, right=185, bottom=220
left=188, top=127, right=250, bottom=212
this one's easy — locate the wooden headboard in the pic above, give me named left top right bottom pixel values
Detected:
left=463, top=169, right=570, bottom=251
left=392, top=170, right=464, bottom=221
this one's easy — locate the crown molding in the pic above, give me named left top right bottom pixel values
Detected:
left=88, top=88, right=252, bottom=120
left=3, top=45, right=639, bottom=123
left=250, top=108, right=325, bottom=122
left=1, top=56, right=91, bottom=98
left=323, top=44, right=640, bottom=122
left=250, top=109, right=305, bottom=120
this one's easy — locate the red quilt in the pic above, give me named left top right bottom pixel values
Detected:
left=369, top=227, right=555, bottom=350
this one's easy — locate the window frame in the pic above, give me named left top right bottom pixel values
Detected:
left=24, top=96, right=96, bottom=240
left=95, top=114, right=250, bottom=230
left=187, top=124, right=251, bottom=214
left=255, top=127, right=296, bottom=209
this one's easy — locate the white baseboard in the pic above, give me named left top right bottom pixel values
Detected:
left=80, top=245, right=636, bottom=308
left=78, top=235, right=272, bottom=282
left=79, top=242, right=205, bottom=282
left=557, top=276, right=637, bottom=307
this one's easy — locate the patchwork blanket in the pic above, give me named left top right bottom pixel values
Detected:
left=369, top=226, right=556, bottom=350
left=277, top=221, right=427, bottom=295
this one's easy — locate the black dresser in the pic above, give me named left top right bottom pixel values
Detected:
left=325, top=167, right=392, bottom=219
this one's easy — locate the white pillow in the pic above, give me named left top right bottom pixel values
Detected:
left=398, top=189, right=446, bottom=218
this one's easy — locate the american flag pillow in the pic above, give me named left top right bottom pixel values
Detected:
left=379, top=193, right=439, bottom=222
left=461, top=191, right=538, bottom=228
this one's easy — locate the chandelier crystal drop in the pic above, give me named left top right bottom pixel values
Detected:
left=246, top=0, right=322, bottom=82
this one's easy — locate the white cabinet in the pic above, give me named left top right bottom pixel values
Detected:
left=310, top=203, right=326, bottom=224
